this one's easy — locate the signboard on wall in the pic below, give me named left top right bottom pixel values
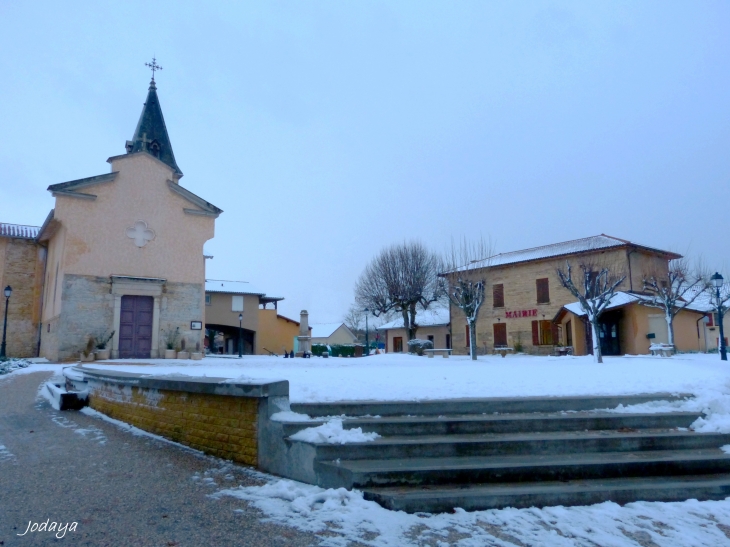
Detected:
left=231, top=295, right=244, bottom=312
left=505, top=309, right=538, bottom=319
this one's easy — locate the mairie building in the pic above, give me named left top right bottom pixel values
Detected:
left=449, top=235, right=714, bottom=357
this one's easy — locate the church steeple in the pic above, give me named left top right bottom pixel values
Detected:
left=126, top=67, right=182, bottom=177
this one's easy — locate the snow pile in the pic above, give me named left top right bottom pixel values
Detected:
left=215, top=478, right=730, bottom=546
left=289, top=419, right=380, bottom=444
left=270, top=410, right=315, bottom=422
left=0, top=358, right=31, bottom=375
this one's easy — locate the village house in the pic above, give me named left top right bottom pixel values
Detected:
left=377, top=307, right=450, bottom=353
left=309, top=322, right=358, bottom=346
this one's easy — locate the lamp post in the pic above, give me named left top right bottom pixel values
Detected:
left=0, top=286, right=11, bottom=359
left=711, top=272, right=727, bottom=361
left=363, top=308, right=369, bottom=357
left=238, top=313, right=243, bottom=358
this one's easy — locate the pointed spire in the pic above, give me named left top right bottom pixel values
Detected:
left=126, top=75, right=182, bottom=176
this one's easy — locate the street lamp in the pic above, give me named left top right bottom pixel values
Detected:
left=711, top=272, right=727, bottom=361
left=0, top=285, right=11, bottom=359
left=238, top=313, right=243, bottom=358
left=363, top=308, right=370, bottom=357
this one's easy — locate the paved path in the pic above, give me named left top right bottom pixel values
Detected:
left=0, top=372, right=323, bottom=547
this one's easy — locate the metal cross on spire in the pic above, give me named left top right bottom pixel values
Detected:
left=145, top=57, right=163, bottom=81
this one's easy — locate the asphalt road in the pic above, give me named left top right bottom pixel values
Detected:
left=0, top=371, right=324, bottom=547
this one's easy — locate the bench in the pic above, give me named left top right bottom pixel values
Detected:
left=554, top=346, right=574, bottom=357
left=423, top=349, right=452, bottom=358
left=493, top=346, right=514, bottom=358
left=650, top=343, right=675, bottom=357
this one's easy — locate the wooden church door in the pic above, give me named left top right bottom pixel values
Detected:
left=119, top=295, right=154, bottom=358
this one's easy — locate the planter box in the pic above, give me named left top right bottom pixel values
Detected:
left=79, top=353, right=95, bottom=362
left=190, top=352, right=203, bottom=361
left=177, top=351, right=190, bottom=360
left=165, top=349, right=177, bottom=359
left=95, top=348, right=110, bottom=360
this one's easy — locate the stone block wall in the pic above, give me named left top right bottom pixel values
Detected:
left=0, top=238, right=44, bottom=358
left=76, top=370, right=289, bottom=467
left=91, top=384, right=258, bottom=464
left=52, top=274, right=115, bottom=361
left=160, top=281, right=205, bottom=354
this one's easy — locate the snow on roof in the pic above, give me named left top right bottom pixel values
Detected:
left=0, top=223, right=40, bottom=239
left=456, top=235, right=679, bottom=272
left=310, top=322, right=348, bottom=338
left=563, top=292, right=643, bottom=317
left=377, top=307, right=450, bottom=330
left=681, top=284, right=730, bottom=313
left=205, top=279, right=279, bottom=298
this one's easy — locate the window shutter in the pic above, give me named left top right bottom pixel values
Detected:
left=551, top=323, right=559, bottom=346
left=532, top=320, right=539, bottom=345
left=536, top=278, right=550, bottom=304
left=493, top=284, right=504, bottom=308
left=707, top=314, right=714, bottom=326
left=465, top=324, right=470, bottom=347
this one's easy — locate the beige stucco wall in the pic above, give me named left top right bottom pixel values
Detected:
left=49, top=153, right=214, bottom=287
left=205, top=292, right=260, bottom=334
left=311, top=325, right=358, bottom=346
left=257, top=310, right=300, bottom=355
left=449, top=248, right=671, bottom=355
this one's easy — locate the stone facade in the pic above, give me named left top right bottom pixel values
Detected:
left=0, top=236, right=45, bottom=358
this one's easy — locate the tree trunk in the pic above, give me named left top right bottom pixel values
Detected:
left=591, top=320, right=603, bottom=363
left=665, top=312, right=675, bottom=348
left=469, top=320, right=478, bottom=361
left=407, top=303, right=418, bottom=341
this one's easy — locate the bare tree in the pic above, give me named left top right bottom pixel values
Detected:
left=343, top=304, right=365, bottom=341
left=355, top=241, right=443, bottom=341
left=441, top=237, right=492, bottom=360
left=640, top=258, right=708, bottom=348
left=556, top=261, right=626, bottom=363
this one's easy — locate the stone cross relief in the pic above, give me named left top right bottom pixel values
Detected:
left=126, top=220, right=155, bottom=248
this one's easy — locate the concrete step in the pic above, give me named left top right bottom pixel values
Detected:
left=298, top=430, right=730, bottom=461
left=315, top=448, right=730, bottom=489
left=279, top=411, right=701, bottom=438
left=361, top=473, right=730, bottom=513
left=290, top=393, right=691, bottom=418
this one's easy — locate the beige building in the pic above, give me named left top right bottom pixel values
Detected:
left=377, top=308, right=450, bottom=353
left=310, top=323, right=358, bottom=346
left=447, top=234, right=704, bottom=357
left=204, top=279, right=307, bottom=355
left=2, top=76, right=222, bottom=361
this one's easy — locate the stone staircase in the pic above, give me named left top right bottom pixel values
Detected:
left=276, top=394, right=730, bottom=513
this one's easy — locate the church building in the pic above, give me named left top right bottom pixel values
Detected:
left=1, top=75, right=222, bottom=361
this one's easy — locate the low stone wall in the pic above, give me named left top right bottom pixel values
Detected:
left=69, top=367, right=288, bottom=467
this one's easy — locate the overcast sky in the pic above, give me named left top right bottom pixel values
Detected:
left=1, top=1, right=729, bottom=323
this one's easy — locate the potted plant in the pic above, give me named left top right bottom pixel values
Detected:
left=95, top=330, right=115, bottom=360
left=177, top=337, right=190, bottom=360
left=191, top=341, right=203, bottom=360
left=80, top=337, right=95, bottom=362
left=164, top=326, right=180, bottom=359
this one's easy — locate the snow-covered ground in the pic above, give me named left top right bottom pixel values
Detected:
left=82, top=352, right=728, bottom=403
left=6, top=354, right=730, bottom=545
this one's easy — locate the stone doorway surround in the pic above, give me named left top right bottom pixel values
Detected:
left=110, top=275, right=165, bottom=359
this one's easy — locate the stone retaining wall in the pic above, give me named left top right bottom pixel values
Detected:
left=70, top=368, right=289, bottom=467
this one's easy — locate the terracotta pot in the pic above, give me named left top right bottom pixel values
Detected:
left=190, top=352, right=203, bottom=360
left=95, top=348, right=110, bottom=360
left=79, top=352, right=95, bottom=362
left=165, top=349, right=177, bottom=359
left=177, top=351, right=190, bottom=360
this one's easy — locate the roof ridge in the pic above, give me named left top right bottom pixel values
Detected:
left=491, top=235, right=619, bottom=259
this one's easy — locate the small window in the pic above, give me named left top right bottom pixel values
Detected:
left=536, top=278, right=550, bottom=304
left=493, top=284, right=504, bottom=308
left=205, top=294, right=212, bottom=306
left=231, top=295, right=244, bottom=312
